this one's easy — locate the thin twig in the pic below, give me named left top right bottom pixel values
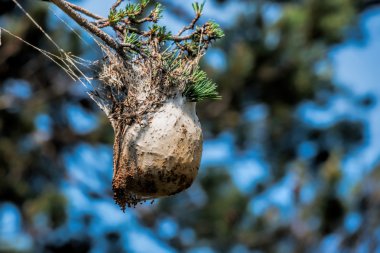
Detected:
left=11, top=0, right=61, bottom=50
left=111, top=0, right=123, bottom=11
left=47, top=0, right=218, bottom=60
left=97, top=21, right=111, bottom=28
left=170, top=33, right=194, bottom=42
left=49, top=0, right=123, bottom=55
left=94, top=18, right=109, bottom=24
left=49, top=7, right=90, bottom=46
left=177, top=13, right=200, bottom=36
left=135, top=17, right=154, bottom=24
left=67, top=2, right=104, bottom=20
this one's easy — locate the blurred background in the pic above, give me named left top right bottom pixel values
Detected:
left=1, top=0, right=380, bottom=252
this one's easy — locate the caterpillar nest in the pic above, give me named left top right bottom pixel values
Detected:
left=46, top=0, right=224, bottom=210
left=90, top=47, right=218, bottom=210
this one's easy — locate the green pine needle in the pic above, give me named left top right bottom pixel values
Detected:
left=183, top=68, right=221, bottom=102
left=140, top=0, right=150, bottom=8
left=125, top=3, right=141, bottom=18
left=124, top=33, right=141, bottom=46
left=206, top=21, right=225, bottom=39
left=108, top=1, right=223, bottom=100
left=152, top=3, right=163, bottom=20
left=108, top=9, right=126, bottom=24
left=192, top=1, right=205, bottom=15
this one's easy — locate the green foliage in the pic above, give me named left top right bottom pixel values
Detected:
left=205, top=21, right=225, bottom=39
left=183, top=68, right=221, bottom=102
left=192, top=1, right=206, bottom=15
left=152, top=2, right=163, bottom=21
left=108, top=9, right=126, bottom=24
left=124, top=33, right=141, bottom=47
left=106, top=1, right=224, bottom=102
left=149, top=24, right=172, bottom=41
left=125, top=3, right=142, bottom=18
left=140, top=0, right=150, bottom=8
left=108, top=0, right=152, bottom=22
left=107, top=1, right=223, bottom=59
left=162, top=50, right=182, bottom=71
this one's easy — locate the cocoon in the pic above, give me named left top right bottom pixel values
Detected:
left=112, top=96, right=203, bottom=209
left=90, top=48, right=219, bottom=210
left=33, top=0, right=223, bottom=211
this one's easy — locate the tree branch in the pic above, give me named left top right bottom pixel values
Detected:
left=45, top=0, right=222, bottom=60
left=67, top=2, right=104, bottom=19
left=49, top=0, right=123, bottom=55
left=170, top=34, right=194, bottom=42
left=111, top=0, right=123, bottom=12
left=67, top=2, right=104, bottom=20
left=177, top=13, right=200, bottom=36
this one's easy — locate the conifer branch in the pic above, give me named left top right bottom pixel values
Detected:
left=49, top=0, right=122, bottom=55
left=46, top=0, right=224, bottom=102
